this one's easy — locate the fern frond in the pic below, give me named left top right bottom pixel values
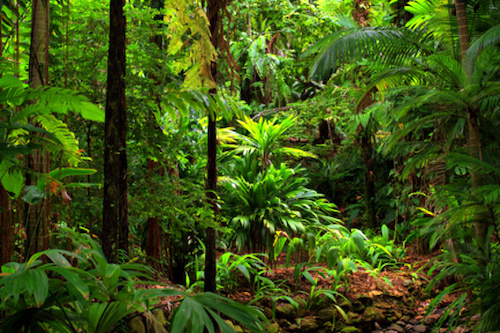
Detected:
left=35, top=114, right=82, bottom=167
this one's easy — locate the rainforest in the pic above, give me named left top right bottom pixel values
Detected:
left=1, top=0, right=500, bottom=332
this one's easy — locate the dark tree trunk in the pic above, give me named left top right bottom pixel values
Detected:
left=0, top=186, right=12, bottom=264
left=103, top=0, right=127, bottom=263
left=357, top=88, right=377, bottom=229
left=361, top=132, right=377, bottom=229
left=204, top=0, right=224, bottom=294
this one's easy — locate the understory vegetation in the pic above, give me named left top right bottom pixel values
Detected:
left=1, top=0, right=500, bottom=332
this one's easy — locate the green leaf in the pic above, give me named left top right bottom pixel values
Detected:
left=381, top=224, right=389, bottom=244
left=23, top=185, right=46, bottom=204
left=49, top=167, right=97, bottom=180
left=351, top=230, right=367, bottom=255
left=0, top=158, right=23, bottom=198
left=80, top=101, right=105, bottom=122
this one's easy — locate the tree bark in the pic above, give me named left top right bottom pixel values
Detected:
left=454, top=0, right=470, bottom=60
left=0, top=186, right=12, bottom=264
left=25, top=0, right=50, bottom=260
left=454, top=0, right=489, bottom=257
left=204, top=0, right=224, bottom=294
left=103, top=0, right=127, bottom=263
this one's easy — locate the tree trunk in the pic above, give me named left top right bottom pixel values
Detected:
left=25, top=0, right=50, bottom=260
left=357, top=88, right=377, bottom=229
left=204, top=0, right=223, bottom=294
left=103, top=0, right=127, bottom=263
left=361, top=131, right=377, bottom=229
left=454, top=0, right=489, bottom=257
left=0, top=186, right=12, bottom=264
left=455, top=0, right=470, bottom=60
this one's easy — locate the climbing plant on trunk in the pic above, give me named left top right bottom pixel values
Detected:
left=25, top=0, right=50, bottom=259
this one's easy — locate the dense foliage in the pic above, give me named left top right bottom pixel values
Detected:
left=1, top=0, right=500, bottom=331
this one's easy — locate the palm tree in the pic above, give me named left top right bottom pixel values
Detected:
left=303, top=0, right=500, bottom=251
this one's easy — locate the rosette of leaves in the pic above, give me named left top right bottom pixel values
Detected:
left=221, top=156, right=339, bottom=256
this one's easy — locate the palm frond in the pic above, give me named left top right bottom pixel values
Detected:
left=302, top=27, right=431, bottom=80
left=466, top=24, right=500, bottom=71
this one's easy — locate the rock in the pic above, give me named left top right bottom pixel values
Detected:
left=278, top=319, right=292, bottom=329
left=300, top=317, right=320, bottom=332
left=265, top=322, right=280, bottom=333
left=413, top=324, right=427, bottom=332
left=409, top=318, right=421, bottom=325
left=388, top=323, right=405, bottom=332
left=396, top=320, right=406, bottom=326
left=424, top=314, right=440, bottom=325
left=129, top=317, right=145, bottom=333
left=386, top=330, right=399, bottom=333
left=154, top=309, right=168, bottom=325
left=405, top=297, right=416, bottom=308
left=276, top=303, right=298, bottom=320
left=373, top=300, right=392, bottom=309
left=317, top=307, right=335, bottom=322
left=403, top=279, right=413, bottom=287
left=293, top=296, right=308, bottom=317
left=374, top=322, right=382, bottom=329
left=347, top=311, right=361, bottom=325
left=353, top=301, right=366, bottom=312
left=405, top=324, right=414, bottom=331
left=361, top=306, right=386, bottom=323
left=262, top=306, right=273, bottom=319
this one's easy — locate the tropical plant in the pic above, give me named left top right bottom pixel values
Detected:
left=216, top=252, right=269, bottom=294
left=0, top=229, right=267, bottom=333
left=221, top=158, right=339, bottom=256
left=0, top=228, right=181, bottom=333
left=221, top=114, right=316, bottom=170
left=0, top=74, right=103, bottom=203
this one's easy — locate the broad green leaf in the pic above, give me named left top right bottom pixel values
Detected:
left=0, top=158, right=23, bottom=198
left=49, top=167, right=97, bottom=180
left=80, top=101, right=105, bottom=122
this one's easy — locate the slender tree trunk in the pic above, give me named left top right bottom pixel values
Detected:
left=144, top=0, right=166, bottom=273
left=0, top=186, right=12, bottom=264
left=25, top=0, right=50, bottom=260
left=357, top=88, right=377, bottom=229
left=454, top=0, right=489, bottom=256
left=360, top=131, right=377, bottom=228
left=204, top=0, right=224, bottom=294
left=455, top=0, right=470, bottom=60
left=103, top=0, right=127, bottom=263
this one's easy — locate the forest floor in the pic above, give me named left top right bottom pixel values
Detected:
left=147, top=244, right=475, bottom=333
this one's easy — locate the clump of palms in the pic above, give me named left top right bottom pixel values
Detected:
left=220, top=115, right=340, bottom=257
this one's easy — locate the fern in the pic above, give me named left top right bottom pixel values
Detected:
left=34, top=114, right=82, bottom=167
